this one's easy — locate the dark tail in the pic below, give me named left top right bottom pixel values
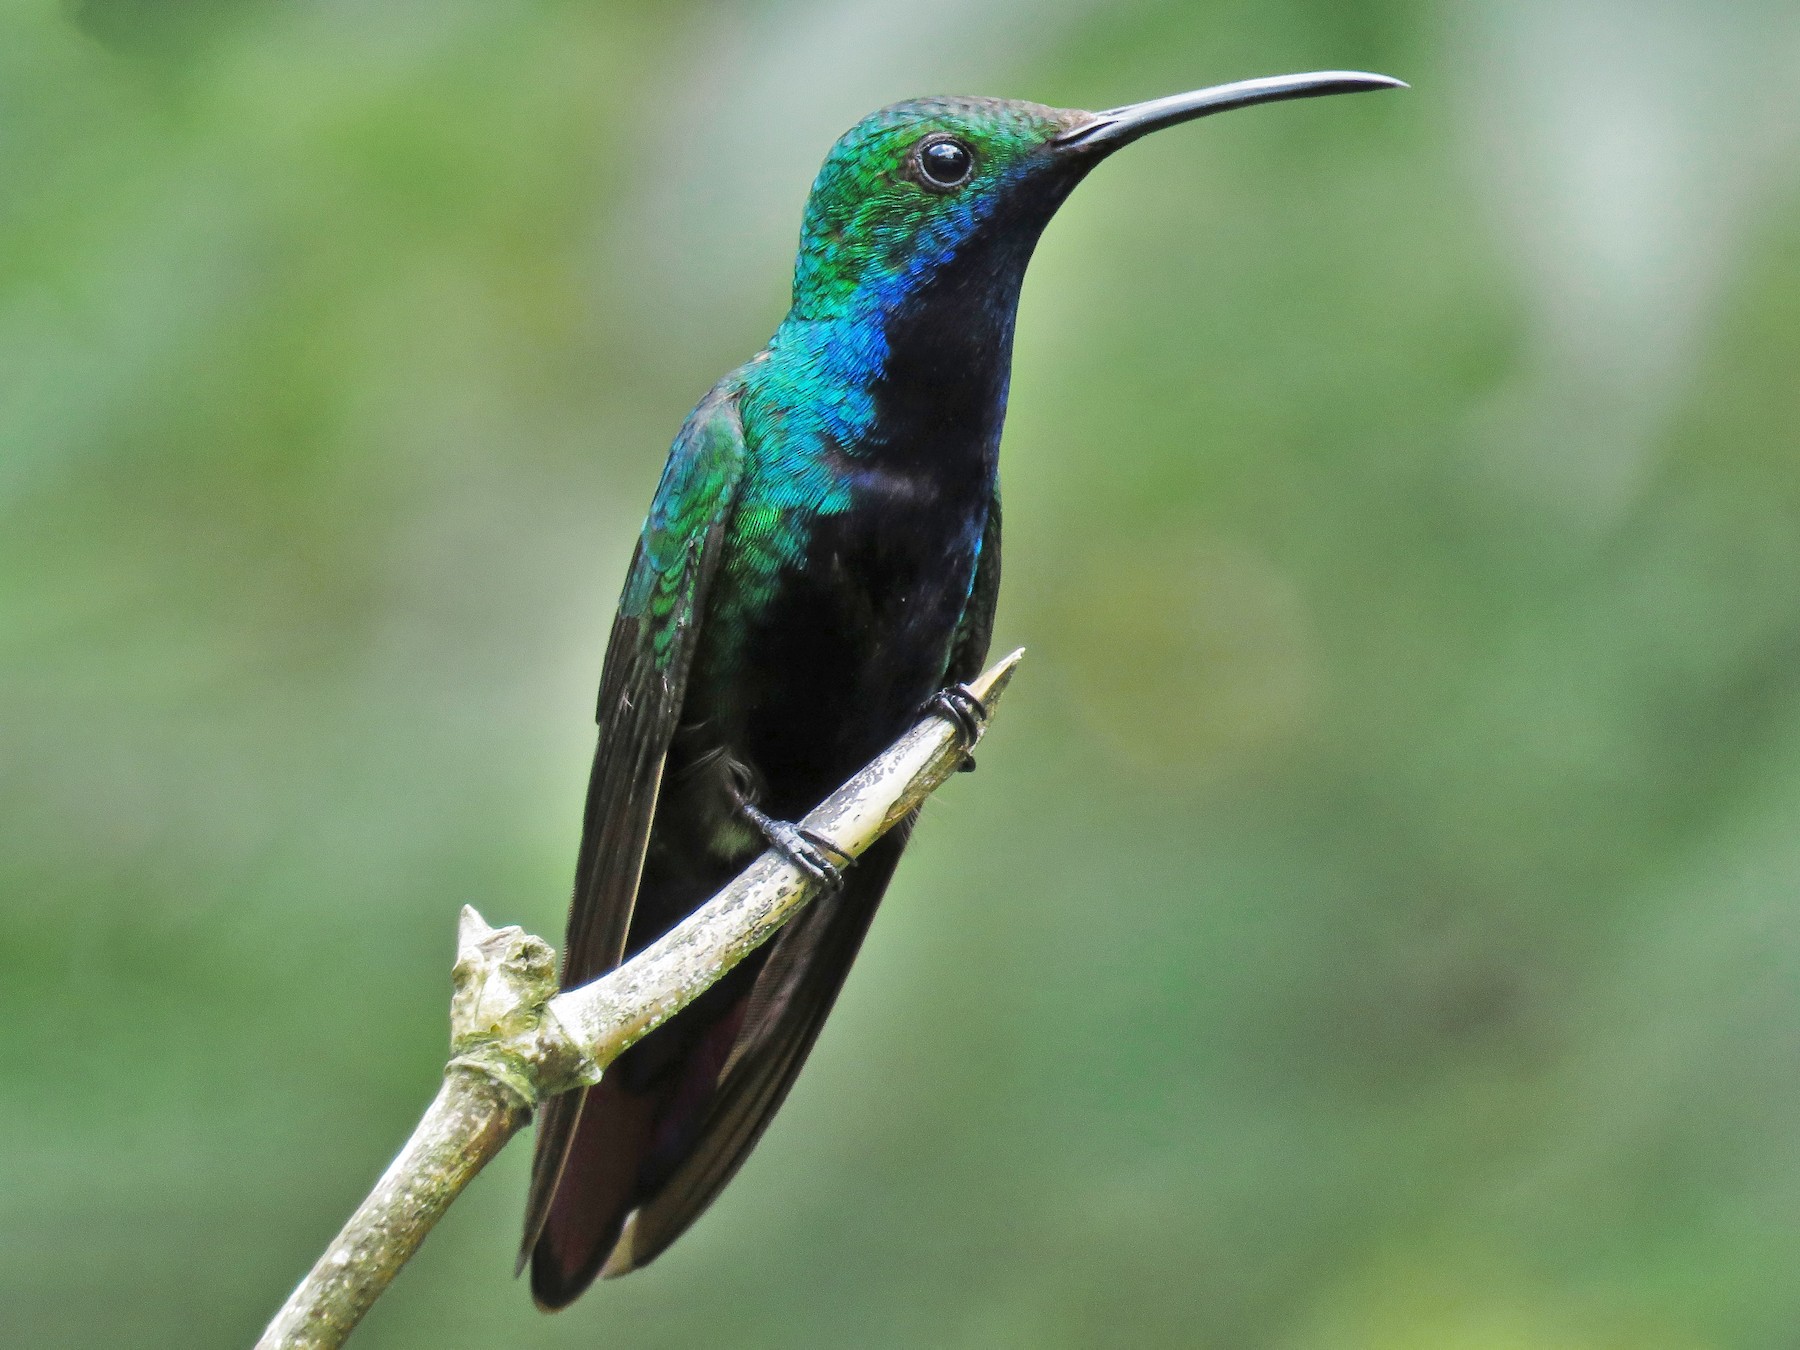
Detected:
left=528, top=826, right=911, bottom=1306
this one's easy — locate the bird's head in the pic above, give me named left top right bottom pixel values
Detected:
left=788, top=72, right=1403, bottom=322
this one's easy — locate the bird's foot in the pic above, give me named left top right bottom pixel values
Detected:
left=922, top=682, right=989, bottom=772
left=739, top=801, right=853, bottom=893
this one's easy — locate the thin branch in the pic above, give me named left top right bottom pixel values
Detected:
left=256, top=650, right=1024, bottom=1350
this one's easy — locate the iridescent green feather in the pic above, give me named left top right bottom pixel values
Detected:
left=789, top=97, right=1070, bottom=320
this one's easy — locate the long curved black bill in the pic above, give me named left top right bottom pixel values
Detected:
left=1057, top=71, right=1405, bottom=154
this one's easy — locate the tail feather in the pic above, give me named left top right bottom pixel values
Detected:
left=528, top=1079, right=652, bottom=1309
left=527, top=825, right=911, bottom=1301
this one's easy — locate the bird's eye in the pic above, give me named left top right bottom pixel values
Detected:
left=915, top=136, right=975, bottom=190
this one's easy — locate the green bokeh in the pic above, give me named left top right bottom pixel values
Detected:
left=7, top=1, right=1800, bottom=1346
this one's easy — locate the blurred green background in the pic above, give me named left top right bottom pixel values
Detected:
left=7, top=0, right=1800, bottom=1345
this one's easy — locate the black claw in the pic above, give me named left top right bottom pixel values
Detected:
left=797, top=827, right=855, bottom=871
left=740, top=802, right=850, bottom=893
left=924, top=683, right=987, bottom=768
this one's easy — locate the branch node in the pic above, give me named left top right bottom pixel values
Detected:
left=449, top=906, right=556, bottom=1049
left=443, top=1051, right=537, bottom=1114
left=447, top=906, right=590, bottom=1107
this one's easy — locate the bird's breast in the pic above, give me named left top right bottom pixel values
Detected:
left=682, top=446, right=990, bottom=820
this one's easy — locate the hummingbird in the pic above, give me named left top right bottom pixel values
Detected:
left=522, top=70, right=1403, bottom=1306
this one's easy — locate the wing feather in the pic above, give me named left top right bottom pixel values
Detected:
left=519, top=387, right=747, bottom=1261
left=945, top=487, right=1001, bottom=685
left=599, top=825, right=912, bottom=1276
